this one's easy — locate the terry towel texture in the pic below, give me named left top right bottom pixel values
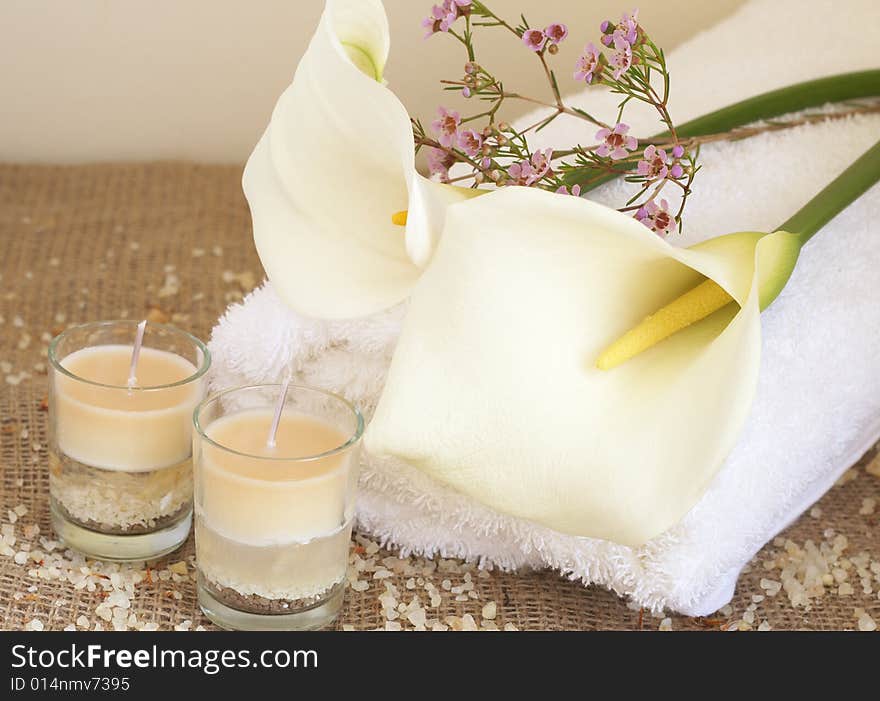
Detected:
left=209, top=0, right=880, bottom=615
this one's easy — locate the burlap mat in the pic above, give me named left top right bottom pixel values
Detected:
left=0, top=163, right=877, bottom=631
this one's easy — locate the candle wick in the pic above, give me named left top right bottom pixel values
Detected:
left=127, top=320, right=147, bottom=389
left=266, top=377, right=291, bottom=449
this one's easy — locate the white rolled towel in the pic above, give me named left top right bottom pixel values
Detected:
left=209, top=0, right=880, bottom=614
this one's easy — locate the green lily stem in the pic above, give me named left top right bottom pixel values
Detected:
left=677, top=72, right=880, bottom=245
left=597, top=138, right=880, bottom=369
left=597, top=74, right=880, bottom=366
left=673, top=70, right=880, bottom=139
left=575, top=69, right=880, bottom=192
left=778, top=138, right=880, bottom=245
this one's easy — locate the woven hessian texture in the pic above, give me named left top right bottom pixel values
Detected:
left=0, top=163, right=877, bottom=631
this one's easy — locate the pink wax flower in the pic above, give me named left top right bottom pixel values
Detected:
left=522, top=28, right=547, bottom=52
left=636, top=144, right=670, bottom=181
left=544, top=23, right=568, bottom=46
left=636, top=198, right=677, bottom=237
left=615, top=9, right=640, bottom=46
left=609, top=33, right=633, bottom=79
left=422, top=4, right=447, bottom=37
left=422, top=0, right=471, bottom=37
left=507, top=160, right=535, bottom=185
left=438, top=4, right=457, bottom=32
left=443, top=0, right=472, bottom=28
left=421, top=17, right=439, bottom=38
left=426, top=147, right=455, bottom=182
left=431, top=106, right=461, bottom=148
left=574, top=43, right=603, bottom=84
left=595, top=122, right=637, bottom=160
left=457, top=129, right=484, bottom=158
left=528, top=148, right=553, bottom=183
left=507, top=149, right=553, bottom=186
left=555, top=184, right=582, bottom=196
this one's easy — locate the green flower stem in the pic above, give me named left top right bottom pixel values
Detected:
left=577, top=69, right=880, bottom=192
left=778, top=138, right=880, bottom=245
left=673, top=70, right=880, bottom=138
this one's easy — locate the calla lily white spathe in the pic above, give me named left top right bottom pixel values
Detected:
left=366, top=187, right=800, bottom=546
left=243, top=0, right=478, bottom=319
left=242, top=0, right=806, bottom=547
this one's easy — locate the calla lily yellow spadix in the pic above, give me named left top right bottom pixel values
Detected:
left=596, top=279, right=733, bottom=370
left=367, top=139, right=880, bottom=547
left=242, top=0, right=479, bottom=319
left=597, top=137, right=880, bottom=371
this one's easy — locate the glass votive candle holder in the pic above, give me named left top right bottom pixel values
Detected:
left=48, top=320, right=210, bottom=560
left=193, top=384, right=364, bottom=631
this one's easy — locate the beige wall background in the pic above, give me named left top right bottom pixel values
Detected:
left=0, top=0, right=744, bottom=163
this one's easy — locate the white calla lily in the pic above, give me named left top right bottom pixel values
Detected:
left=243, top=0, right=479, bottom=319
left=366, top=187, right=801, bottom=546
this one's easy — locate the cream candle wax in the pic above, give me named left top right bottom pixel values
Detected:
left=48, top=321, right=210, bottom=560
left=194, top=385, right=363, bottom=631
left=55, top=345, right=198, bottom=469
